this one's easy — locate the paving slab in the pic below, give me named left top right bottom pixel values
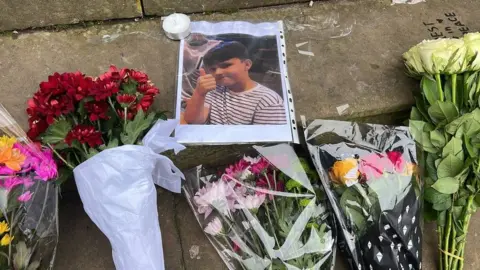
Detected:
left=142, top=0, right=310, bottom=16
left=1, top=0, right=480, bottom=269
left=0, top=0, right=141, bottom=32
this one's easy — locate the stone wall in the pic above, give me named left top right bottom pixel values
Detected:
left=0, top=0, right=311, bottom=31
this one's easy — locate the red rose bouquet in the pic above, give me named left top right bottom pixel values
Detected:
left=26, top=65, right=165, bottom=183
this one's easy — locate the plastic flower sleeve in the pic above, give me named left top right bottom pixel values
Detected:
left=304, top=119, right=422, bottom=270
left=183, top=143, right=337, bottom=270
left=0, top=104, right=59, bottom=269
left=73, top=120, right=185, bottom=270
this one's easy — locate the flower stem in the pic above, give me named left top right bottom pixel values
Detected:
left=435, top=73, right=445, bottom=102
left=123, top=107, right=127, bottom=132
left=47, top=143, right=74, bottom=169
left=451, top=195, right=475, bottom=270
left=264, top=203, right=281, bottom=249
left=264, top=173, right=279, bottom=218
left=438, top=225, right=443, bottom=270
left=444, top=210, right=453, bottom=269
left=452, top=73, right=458, bottom=107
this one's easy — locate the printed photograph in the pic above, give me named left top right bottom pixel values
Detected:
left=174, top=21, right=296, bottom=144
left=179, top=33, right=287, bottom=125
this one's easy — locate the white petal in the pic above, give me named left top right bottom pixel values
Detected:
left=403, top=225, right=408, bottom=235
left=391, top=243, right=395, bottom=250
left=379, top=236, right=383, bottom=242
left=412, top=216, right=416, bottom=224
left=406, top=205, right=410, bottom=213
left=408, top=240, right=413, bottom=250
left=384, top=224, right=391, bottom=230
left=398, top=215, right=402, bottom=224
left=393, top=234, right=398, bottom=239
left=368, top=241, right=372, bottom=249
left=370, top=265, right=373, bottom=270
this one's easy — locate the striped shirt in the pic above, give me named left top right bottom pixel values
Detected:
left=204, top=83, right=287, bottom=125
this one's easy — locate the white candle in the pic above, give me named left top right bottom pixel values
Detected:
left=162, top=13, right=191, bottom=40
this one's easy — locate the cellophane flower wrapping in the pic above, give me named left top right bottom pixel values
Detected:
left=304, top=119, right=423, bottom=270
left=183, top=144, right=337, bottom=270
left=0, top=106, right=59, bottom=269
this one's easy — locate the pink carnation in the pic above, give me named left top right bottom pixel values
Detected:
left=18, top=191, right=33, bottom=202
left=250, top=157, right=270, bottom=174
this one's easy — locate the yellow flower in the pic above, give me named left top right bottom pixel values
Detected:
left=0, top=136, right=16, bottom=149
left=1, top=234, right=13, bottom=246
left=329, top=158, right=360, bottom=186
left=0, top=221, right=9, bottom=234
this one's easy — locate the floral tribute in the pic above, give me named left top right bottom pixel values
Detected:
left=183, top=145, right=337, bottom=270
left=0, top=134, right=58, bottom=269
left=405, top=33, right=480, bottom=270
left=305, top=120, right=422, bottom=270
left=26, top=66, right=164, bottom=183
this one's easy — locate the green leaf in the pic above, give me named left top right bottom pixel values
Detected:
left=120, top=110, right=156, bottom=145
left=421, top=76, right=440, bottom=105
left=428, top=101, right=459, bottom=124
left=432, top=177, right=460, bottom=194
left=465, top=135, right=478, bottom=158
left=55, top=167, right=73, bottom=186
left=425, top=187, right=450, bottom=204
left=13, top=241, right=31, bottom=270
left=109, top=138, right=119, bottom=148
left=410, top=107, right=424, bottom=121
left=433, top=197, right=452, bottom=211
left=41, top=119, right=72, bottom=144
left=414, top=95, right=430, bottom=121
left=299, top=199, right=311, bottom=207
left=437, top=154, right=464, bottom=178
left=121, top=80, right=138, bottom=94
left=442, top=137, right=464, bottom=160
left=87, top=148, right=99, bottom=159
left=426, top=153, right=438, bottom=180
left=430, top=130, right=446, bottom=148
left=286, top=179, right=302, bottom=191
left=446, top=114, right=470, bottom=135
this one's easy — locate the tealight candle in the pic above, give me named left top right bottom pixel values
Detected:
left=162, top=13, right=191, bottom=40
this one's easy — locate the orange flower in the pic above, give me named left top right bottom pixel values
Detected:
left=0, top=147, right=26, bottom=171
left=329, top=158, right=360, bottom=186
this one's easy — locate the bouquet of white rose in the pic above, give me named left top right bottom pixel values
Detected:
left=404, top=33, right=480, bottom=270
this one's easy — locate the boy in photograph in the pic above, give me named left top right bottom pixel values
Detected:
left=183, top=41, right=287, bottom=125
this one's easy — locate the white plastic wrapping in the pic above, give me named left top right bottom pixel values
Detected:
left=73, top=120, right=185, bottom=270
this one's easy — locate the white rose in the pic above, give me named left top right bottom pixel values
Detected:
left=464, top=32, right=480, bottom=71
left=403, top=45, right=424, bottom=75
left=417, top=38, right=467, bottom=74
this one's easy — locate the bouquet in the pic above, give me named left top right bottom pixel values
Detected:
left=24, top=66, right=186, bottom=270
left=305, top=119, right=422, bottom=270
left=25, top=65, right=164, bottom=183
left=183, top=144, right=337, bottom=270
left=404, top=33, right=480, bottom=270
left=0, top=105, right=58, bottom=269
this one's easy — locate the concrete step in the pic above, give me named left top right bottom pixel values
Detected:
left=1, top=0, right=480, bottom=269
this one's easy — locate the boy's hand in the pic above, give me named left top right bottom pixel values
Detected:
left=195, top=68, right=216, bottom=97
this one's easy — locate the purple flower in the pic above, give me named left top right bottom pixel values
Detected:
left=2, top=177, right=24, bottom=191
left=18, top=191, right=33, bottom=202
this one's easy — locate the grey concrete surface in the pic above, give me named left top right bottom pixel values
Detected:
left=0, top=0, right=141, bottom=31
left=1, top=0, right=480, bottom=269
left=142, top=0, right=310, bottom=16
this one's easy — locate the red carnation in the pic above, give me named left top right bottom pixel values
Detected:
left=65, top=72, right=95, bottom=101
left=91, top=78, right=119, bottom=101
left=116, top=94, right=137, bottom=107
left=99, top=65, right=130, bottom=82
left=85, top=101, right=109, bottom=121
left=137, top=95, right=155, bottom=112
left=130, top=70, right=149, bottom=84
left=27, top=115, right=48, bottom=140
left=117, top=107, right=137, bottom=120
left=137, top=84, right=159, bottom=96
left=65, top=125, right=103, bottom=148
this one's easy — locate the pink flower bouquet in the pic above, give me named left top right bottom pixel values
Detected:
left=183, top=144, right=336, bottom=270
left=0, top=105, right=59, bottom=269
